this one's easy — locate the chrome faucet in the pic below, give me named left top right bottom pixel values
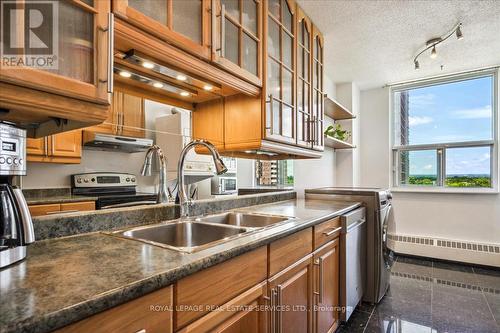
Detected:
left=178, top=140, right=227, bottom=217
left=141, top=145, right=173, bottom=204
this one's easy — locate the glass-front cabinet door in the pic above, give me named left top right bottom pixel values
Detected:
left=296, top=8, right=312, bottom=148
left=0, top=0, right=111, bottom=104
left=264, top=0, right=296, bottom=145
left=212, top=0, right=262, bottom=86
left=312, top=24, right=324, bottom=151
left=112, top=0, right=211, bottom=60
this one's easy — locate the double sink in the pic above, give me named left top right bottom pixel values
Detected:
left=107, top=212, right=294, bottom=253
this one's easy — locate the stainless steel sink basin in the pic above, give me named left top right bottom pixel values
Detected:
left=109, top=221, right=249, bottom=253
left=196, top=212, right=291, bottom=228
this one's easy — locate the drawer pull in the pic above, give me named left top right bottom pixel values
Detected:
left=135, top=330, right=146, bottom=333
left=323, top=226, right=342, bottom=237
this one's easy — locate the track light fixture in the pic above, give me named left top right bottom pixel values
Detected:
left=413, top=22, right=463, bottom=70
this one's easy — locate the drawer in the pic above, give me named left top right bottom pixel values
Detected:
left=175, top=246, right=267, bottom=330
left=28, top=203, right=61, bottom=217
left=269, top=228, right=313, bottom=277
left=55, top=285, right=173, bottom=333
left=314, top=217, right=342, bottom=250
left=60, top=201, right=95, bottom=212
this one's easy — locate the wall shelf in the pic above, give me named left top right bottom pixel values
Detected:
left=324, top=135, right=356, bottom=150
left=324, top=95, right=355, bottom=120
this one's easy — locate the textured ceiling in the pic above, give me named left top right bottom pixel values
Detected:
left=296, top=0, right=500, bottom=90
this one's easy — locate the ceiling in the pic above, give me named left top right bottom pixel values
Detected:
left=296, top=0, right=500, bottom=90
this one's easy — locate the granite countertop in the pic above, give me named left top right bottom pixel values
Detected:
left=1, top=198, right=361, bottom=333
left=26, top=195, right=98, bottom=205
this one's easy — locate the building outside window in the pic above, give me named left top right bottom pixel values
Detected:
left=255, top=160, right=294, bottom=186
left=391, top=70, right=498, bottom=191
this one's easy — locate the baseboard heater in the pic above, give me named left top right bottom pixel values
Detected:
left=388, top=233, right=500, bottom=267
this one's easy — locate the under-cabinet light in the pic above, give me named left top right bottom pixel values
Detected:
left=142, top=61, right=155, bottom=69
left=153, top=82, right=164, bottom=88
left=180, top=91, right=190, bottom=97
left=203, top=85, right=213, bottom=91
left=119, top=71, right=131, bottom=78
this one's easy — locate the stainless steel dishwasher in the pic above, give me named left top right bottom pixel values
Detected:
left=340, top=207, right=366, bottom=322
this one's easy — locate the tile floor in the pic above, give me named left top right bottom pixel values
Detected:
left=337, top=255, right=500, bottom=333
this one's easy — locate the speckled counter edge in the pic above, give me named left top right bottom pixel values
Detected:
left=12, top=200, right=358, bottom=333
left=33, top=191, right=297, bottom=240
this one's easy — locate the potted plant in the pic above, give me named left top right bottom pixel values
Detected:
left=324, top=124, right=351, bottom=142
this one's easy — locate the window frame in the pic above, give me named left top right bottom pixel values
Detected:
left=390, top=69, right=499, bottom=193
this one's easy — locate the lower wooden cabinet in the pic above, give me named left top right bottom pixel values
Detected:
left=55, top=285, right=173, bottom=333
left=177, top=282, right=267, bottom=333
left=49, top=224, right=341, bottom=333
left=313, top=239, right=340, bottom=333
left=268, top=255, right=314, bottom=333
left=29, top=201, right=95, bottom=217
left=26, top=130, right=82, bottom=164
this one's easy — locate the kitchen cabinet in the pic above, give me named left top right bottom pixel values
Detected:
left=175, top=246, right=267, bottom=330
left=177, top=282, right=267, bottom=333
left=313, top=239, right=340, bottom=333
left=264, top=0, right=297, bottom=145
left=83, top=90, right=145, bottom=138
left=212, top=0, right=263, bottom=86
left=112, top=0, right=211, bottom=60
left=296, top=8, right=312, bottom=148
left=193, top=0, right=324, bottom=159
left=311, top=25, right=325, bottom=151
left=1, top=0, right=111, bottom=103
left=55, top=285, right=173, bottom=333
left=268, top=255, right=313, bottom=333
left=28, top=201, right=96, bottom=217
left=26, top=130, right=83, bottom=164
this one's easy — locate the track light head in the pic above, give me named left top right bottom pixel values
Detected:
left=414, top=60, right=420, bottom=70
left=456, top=25, right=463, bottom=40
left=430, top=46, right=437, bottom=59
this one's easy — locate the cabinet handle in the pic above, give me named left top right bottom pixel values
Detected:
left=270, top=288, right=276, bottom=333
left=323, top=226, right=342, bottom=237
left=265, top=94, right=273, bottom=130
left=314, top=257, right=324, bottom=303
left=135, top=330, right=146, bottom=333
left=46, top=210, right=79, bottom=215
left=99, top=13, right=114, bottom=93
left=276, top=284, right=283, bottom=333
left=211, top=0, right=216, bottom=54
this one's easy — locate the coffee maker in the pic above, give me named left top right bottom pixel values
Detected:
left=0, top=123, right=35, bottom=268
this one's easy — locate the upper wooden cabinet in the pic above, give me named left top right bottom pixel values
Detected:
left=26, top=130, right=83, bottom=164
left=264, top=0, right=297, bottom=146
left=212, top=0, right=263, bottom=86
left=112, top=0, right=211, bottom=60
left=0, top=1, right=111, bottom=136
left=83, top=89, right=145, bottom=139
left=1, top=0, right=111, bottom=104
left=296, top=8, right=312, bottom=149
left=311, top=25, right=325, bottom=151
left=193, top=0, right=324, bottom=159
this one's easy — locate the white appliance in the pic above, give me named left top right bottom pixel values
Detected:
left=155, top=111, right=214, bottom=182
left=305, top=187, right=394, bottom=304
left=340, top=207, right=366, bottom=321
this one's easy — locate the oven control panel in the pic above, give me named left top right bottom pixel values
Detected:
left=0, top=123, right=26, bottom=176
left=72, top=173, right=137, bottom=188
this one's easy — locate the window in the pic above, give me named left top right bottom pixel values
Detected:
left=392, top=71, right=498, bottom=191
left=255, top=160, right=294, bottom=186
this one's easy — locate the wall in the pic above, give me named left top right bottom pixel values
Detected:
left=23, top=150, right=157, bottom=192
left=359, top=87, right=500, bottom=266
left=335, top=83, right=360, bottom=187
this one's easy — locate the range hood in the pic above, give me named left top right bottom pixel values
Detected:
left=83, top=132, right=153, bottom=153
